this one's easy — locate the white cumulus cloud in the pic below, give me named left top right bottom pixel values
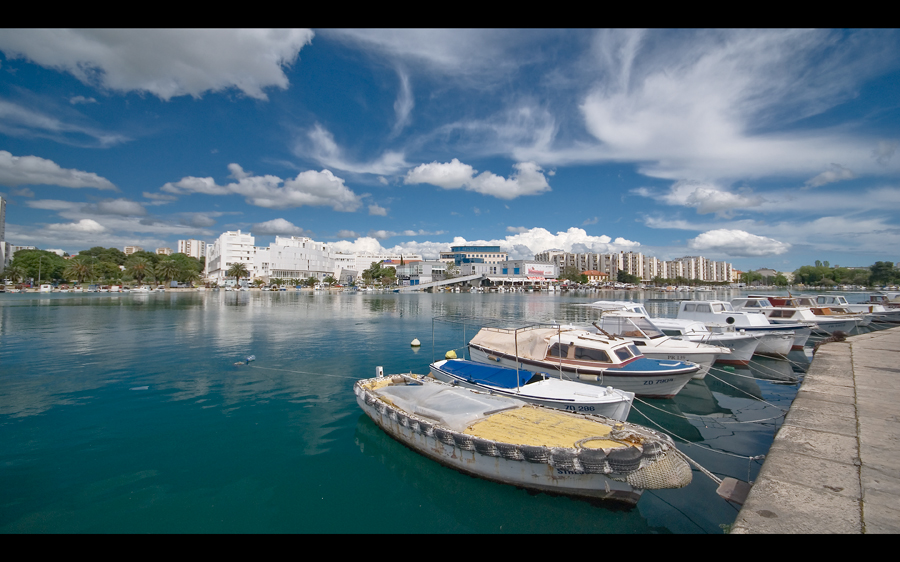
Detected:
left=160, top=164, right=362, bottom=212
left=45, top=218, right=107, bottom=233
left=404, top=159, right=551, bottom=200
left=635, top=180, right=763, bottom=217
left=688, top=229, right=790, bottom=257
left=0, top=150, right=116, bottom=190
left=253, top=218, right=310, bottom=236
left=0, top=29, right=314, bottom=101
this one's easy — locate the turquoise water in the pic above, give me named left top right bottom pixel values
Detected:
left=0, top=289, right=887, bottom=533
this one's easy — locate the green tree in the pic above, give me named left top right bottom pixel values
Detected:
left=616, top=270, right=641, bottom=284
left=870, top=261, right=898, bottom=285
left=2, top=263, right=26, bottom=284
left=304, top=276, right=317, bottom=287
left=64, top=255, right=93, bottom=284
left=155, top=258, right=181, bottom=286
left=227, top=263, right=250, bottom=285
left=9, top=250, right=67, bottom=283
left=126, top=257, right=153, bottom=285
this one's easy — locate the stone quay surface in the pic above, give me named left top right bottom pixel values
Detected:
left=731, top=326, right=900, bottom=533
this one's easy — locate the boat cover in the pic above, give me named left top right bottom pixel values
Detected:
left=469, top=327, right=581, bottom=360
left=376, top=383, right=522, bottom=432
left=436, top=359, right=539, bottom=389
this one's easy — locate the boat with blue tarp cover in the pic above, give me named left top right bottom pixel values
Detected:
left=429, top=358, right=634, bottom=421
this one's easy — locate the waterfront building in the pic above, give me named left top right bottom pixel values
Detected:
left=260, top=236, right=336, bottom=282
left=440, top=245, right=507, bottom=266
left=534, top=248, right=732, bottom=283
left=156, top=247, right=173, bottom=256
left=583, top=270, right=609, bottom=283
left=177, top=239, right=207, bottom=260
left=460, top=259, right=557, bottom=281
left=348, top=253, right=423, bottom=278
left=124, top=246, right=143, bottom=255
left=206, top=230, right=256, bottom=284
left=396, top=261, right=446, bottom=286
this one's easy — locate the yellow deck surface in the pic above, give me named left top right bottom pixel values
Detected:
left=464, top=406, right=627, bottom=449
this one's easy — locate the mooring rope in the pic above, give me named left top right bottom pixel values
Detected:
left=633, top=397, right=786, bottom=426
left=630, top=402, right=768, bottom=462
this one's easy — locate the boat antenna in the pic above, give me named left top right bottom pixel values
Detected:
left=591, top=322, right=617, bottom=339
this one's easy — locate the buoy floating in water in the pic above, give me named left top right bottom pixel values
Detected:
left=411, top=338, right=421, bottom=347
left=235, top=355, right=257, bottom=366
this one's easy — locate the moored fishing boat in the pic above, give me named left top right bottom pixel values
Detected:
left=467, top=325, right=700, bottom=398
left=676, top=300, right=800, bottom=355
left=354, top=370, right=692, bottom=505
left=590, top=311, right=731, bottom=379
left=429, top=358, right=634, bottom=421
left=650, top=318, right=762, bottom=366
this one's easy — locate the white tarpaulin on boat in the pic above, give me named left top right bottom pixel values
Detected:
left=469, top=327, right=584, bottom=361
left=377, top=383, right=522, bottom=432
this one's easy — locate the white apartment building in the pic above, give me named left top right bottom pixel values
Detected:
left=206, top=230, right=256, bottom=284
left=177, top=239, right=207, bottom=260
left=533, top=249, right=733, bottom=283
left=262, top=236, right=336, bottom=281
left=156, top=247, right=173, bottom=256
left=124, top=246, right=143, bottom=255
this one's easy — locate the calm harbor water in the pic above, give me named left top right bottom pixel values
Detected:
left=0, top=289, right=888, bottom=533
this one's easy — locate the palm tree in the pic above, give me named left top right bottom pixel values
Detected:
left=3, top=264, right=26, bottom=284
left=64, top=256, right=93, bottom=284
left=155, top=258, right=181, bottom=287
left=227, top=263, right=249, bottom=287
left=126, top=257, right=152, bottom=285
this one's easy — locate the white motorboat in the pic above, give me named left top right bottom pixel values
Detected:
left=650, top=318, right=761, bottom=366
left=856, top=295, right=900, bottom=322
left=429, top=358, right=634, bottom=421
left=588, top=301, right=762, bottom=366
left=676, top=300, right=798, bottom=356
left=355, top=370, right=692, bottom=505
left=468, top=325, right=700, bottom=398
left=731, top=296, right=827, bottom=344
left=763, top=296, right=861, bottom=334
left=132, top=285, right=152, bottom=293
left=591, top=312, right=730, bottom=379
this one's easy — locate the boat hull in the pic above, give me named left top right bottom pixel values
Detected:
left=468, top=345, right=697, bottom=399
left=429, top=361, right=634, bottom=421
left=354, top=392, right=644, bottom=504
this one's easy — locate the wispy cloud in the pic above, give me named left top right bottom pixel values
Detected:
left=0, top=29, right=315, bottom=101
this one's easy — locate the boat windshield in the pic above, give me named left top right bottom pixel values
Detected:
left=601, top=315, right=666, bottom=339
left=711, top=303, right=734, bottom=312
left=573, top=346, right=612, bottom=363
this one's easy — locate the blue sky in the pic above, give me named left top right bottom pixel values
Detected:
left=1, top=29, right=899, bottom=272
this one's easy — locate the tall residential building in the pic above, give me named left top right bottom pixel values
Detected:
left=124, top=246, right=143, bottom=255
left=177, top=239, right=207, bottom=260
left=532, top=249, right=733, bottom=283
left=206, top=230, right=256, bottom=284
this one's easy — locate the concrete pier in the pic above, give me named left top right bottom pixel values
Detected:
left=731, top=326, right=900, bottom=533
